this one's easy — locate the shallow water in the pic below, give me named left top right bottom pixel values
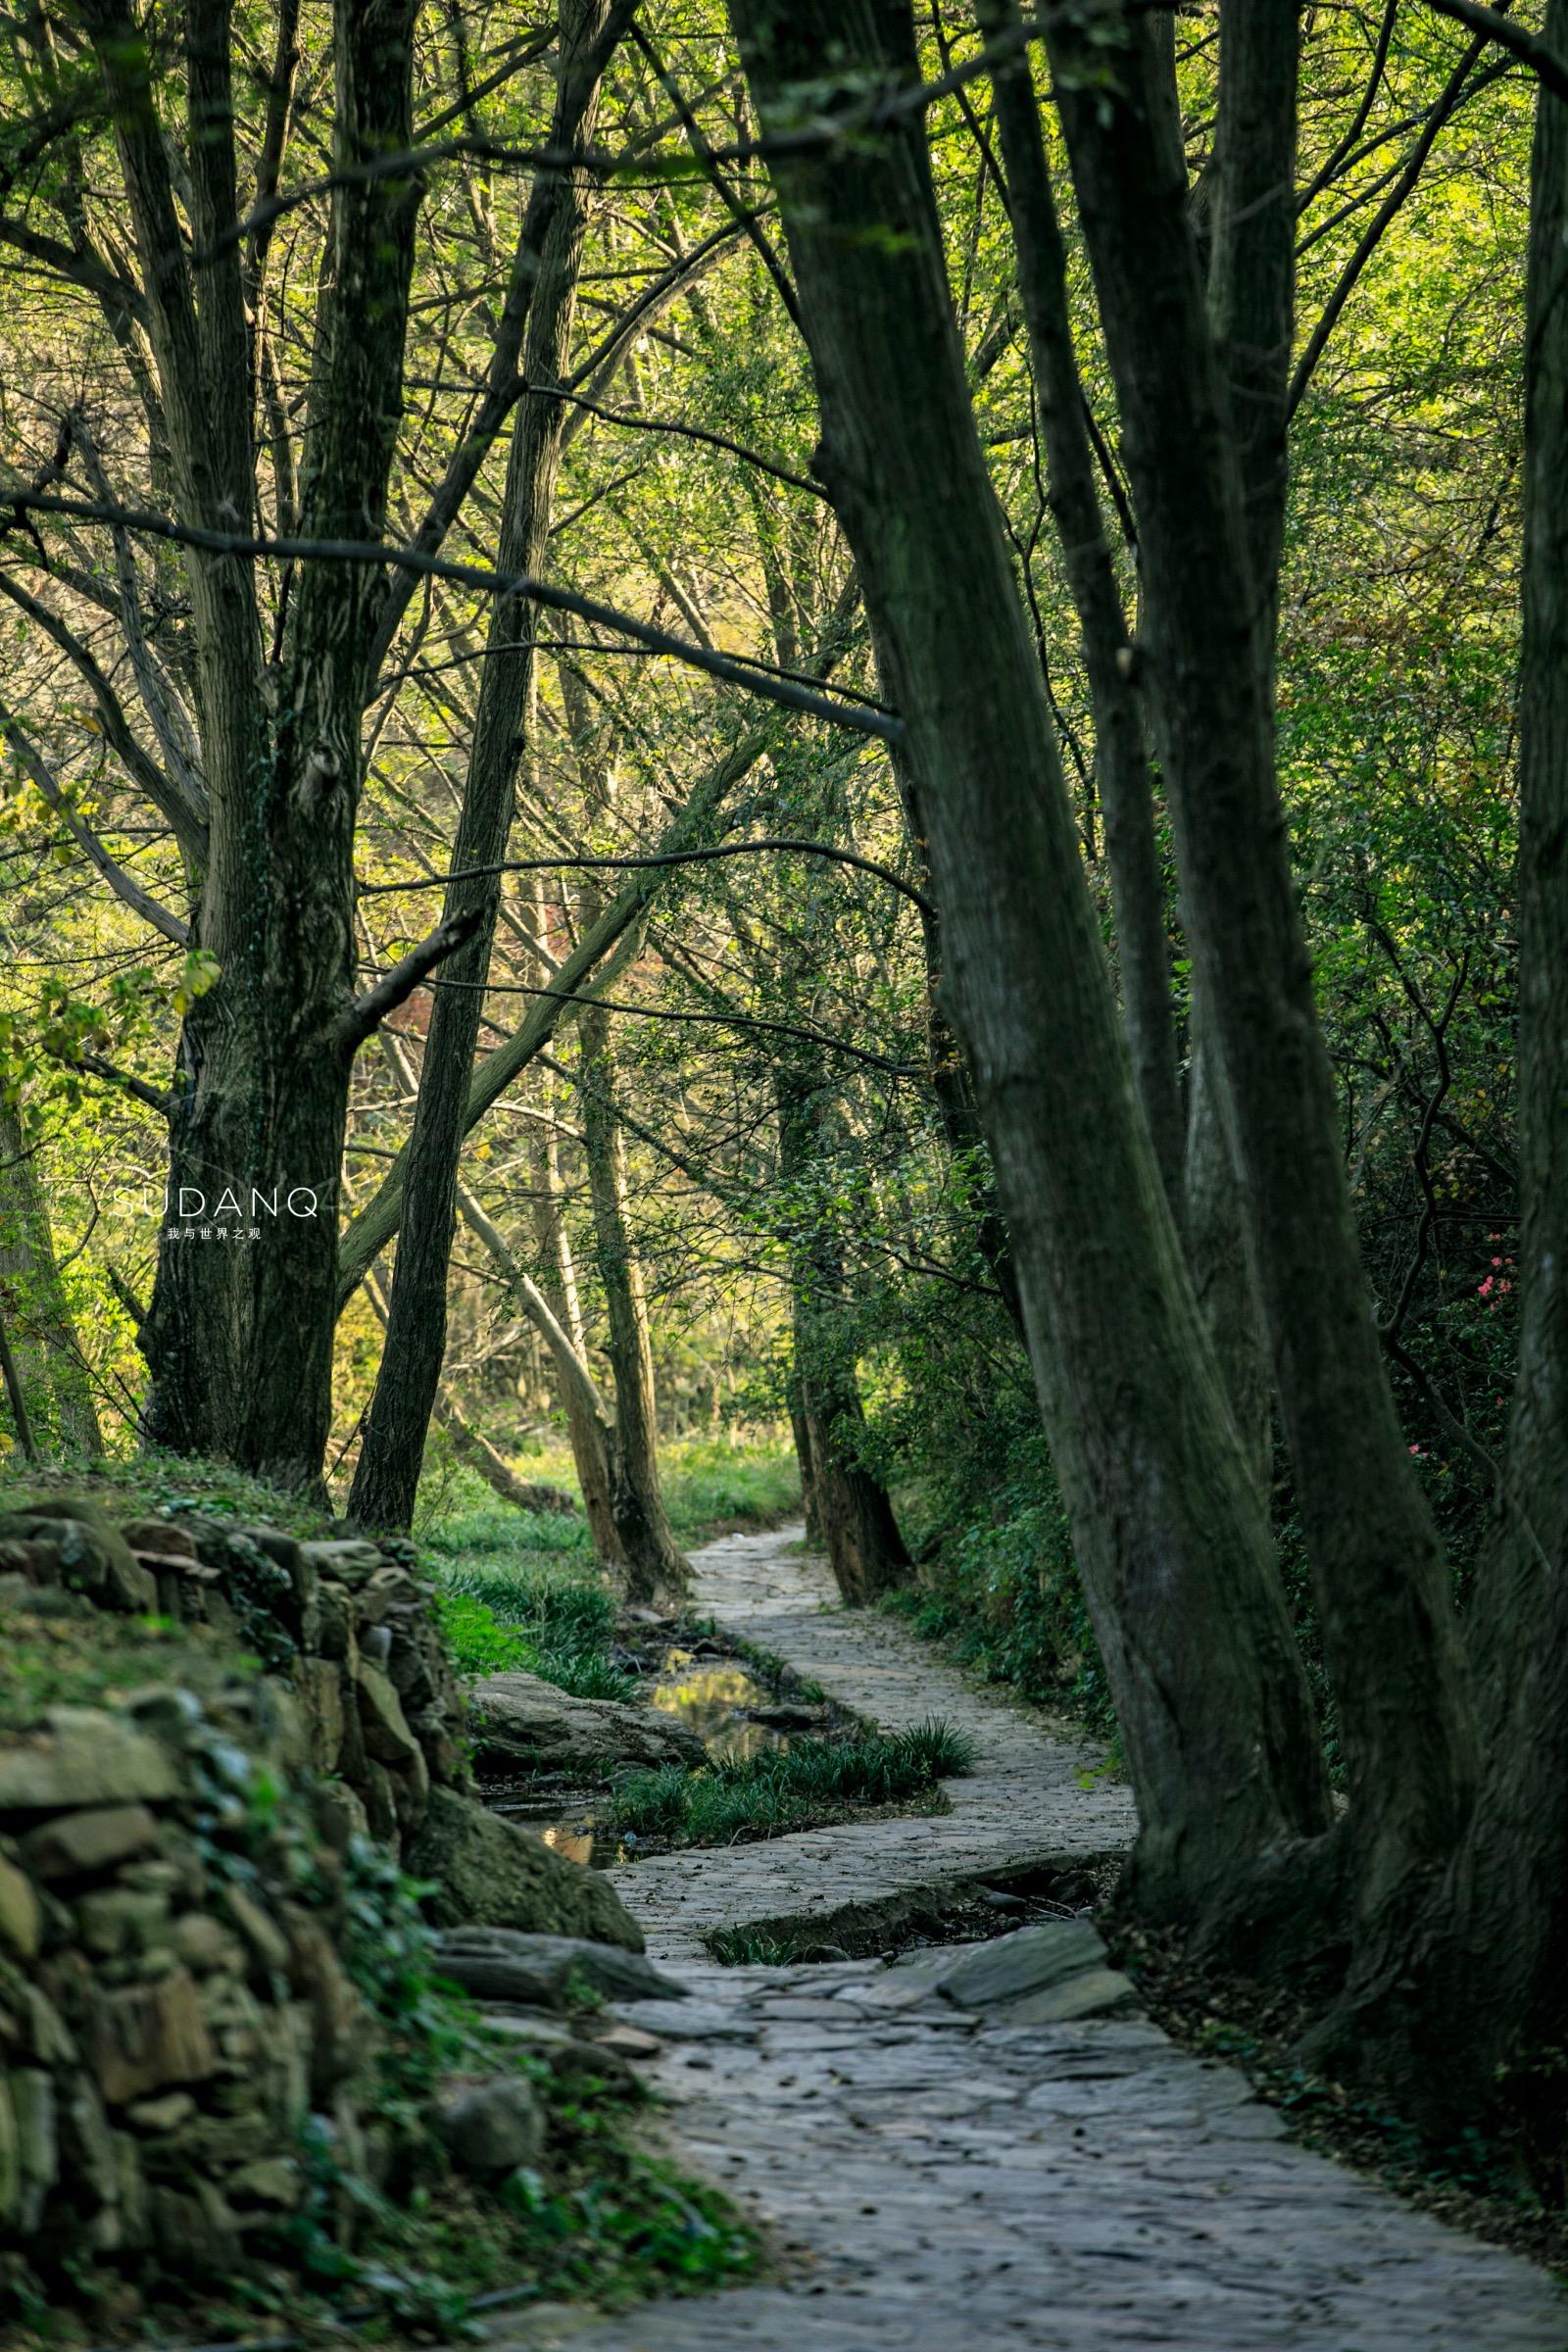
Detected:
left=648, top=1649, right=788, bottom=1763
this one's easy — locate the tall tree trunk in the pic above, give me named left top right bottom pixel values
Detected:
left=1046, top=2, right=1478, bottom=1947
left=1182, top=1009, right=1272, bottom=1495
left=728, top=0, right=1331, bottom=1928
left=531, top=1102, right=621, bottom=1563
left=78, top=0, right=426, bottom=1490
left=350, top=0, right=616, bottom=1530
left=577, top=1005, right=691, bottom=1603
left=976, top=0, right=1183, bottom=1206
left=0, top=1107, right=103, bottom=1456
left=778, top=1069, right=909, bottom=1605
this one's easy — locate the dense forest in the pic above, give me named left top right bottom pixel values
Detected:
left=1, top=0, right=1564, bottom=2246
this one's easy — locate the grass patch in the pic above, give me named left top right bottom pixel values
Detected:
left=428, top=1511, right=635, bottom=1701
left=0, top=1604, right=261, bottom=1723
left=610, top=1718, right=975, bottom=1850
left=0, top=1451, right=336, bottom=1541
left=414, top=1434, right=801, bottom=1559
left=707, top=1928, right=804, bottom=1967
left=659, top=1439, right=801, bottom=1540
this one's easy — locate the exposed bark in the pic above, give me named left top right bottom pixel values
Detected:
left=779, top=1070, right=909, bottom=1605
left=788, top=1387, right=824, bottom=1548
left=349, top=0, right=617, bottom=1532
left=975, top=0, right=1183, bottom=1206
left=1047, top=2, right=1478, bottom=1946
left=0, top=1106, right=104, bottom=1457
left=729, top=0, right=1331, bottom=1924
left=578, top=1003, right=692, bottom=1604
left=1181, top=1005, right=1272, bottom=1496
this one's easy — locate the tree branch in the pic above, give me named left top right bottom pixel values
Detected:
left=1423, top=0, right=1568, bottom=100
left=0, top=570, right=209, bottom=860
left=3, top=490, right=900, bottom=740
left=0, top=700, right=189, bottom=945
left=357, top=835, right=932, bottom=912
left=337, top=906, right=488, bottom=1056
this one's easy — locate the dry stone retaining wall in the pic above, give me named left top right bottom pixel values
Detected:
left=0, top=1499, right=469, bottom=1852
left=0, top=1675, right=387, bottom=2295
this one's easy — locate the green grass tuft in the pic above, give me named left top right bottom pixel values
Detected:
left=432, top=1536, right=635, bottom=1701
left=609, top=1717, right=974, bottom=1848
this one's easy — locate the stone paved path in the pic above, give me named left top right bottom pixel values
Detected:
left=604, top=1526, right=1137, bottom=1963
left=490, top=1527, right=1568, bottom=2352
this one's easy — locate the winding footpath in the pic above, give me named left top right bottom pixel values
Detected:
left=495, top=1527, right=1567, bottom=2352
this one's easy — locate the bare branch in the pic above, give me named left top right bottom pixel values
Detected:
left=336, top=906, right=488, bottom=1055
left=0, top=570, right=209, bottom=859
left=357, top=834, right=932, bottom=912
left=0, top=700, right=189, bottom=944
left=4, top=489, right=899, bottom=739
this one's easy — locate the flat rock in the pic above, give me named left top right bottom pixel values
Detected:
left=469, top=1671, right=707, bottom=1774
left=922, top=1917, right=1125, bottom=2011
left=24, top=1803, right=163, bottom=1881
left=0, top=1711, right=182, bottom=1819
left=432, top=1926, right=688, bottom=2008
left=609, top=1998, right=760, bottom=2043
left=406, top=1788, right=645, bottom=1950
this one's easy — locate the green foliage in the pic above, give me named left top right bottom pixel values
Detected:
left=887, top=1421, right=1121, bottom=1740
left=660, top=1439, right=802, bottom=1538
left=429, top=1507, right=633, bottom=1700
left=706, top=1927, right=803, bottom=1967
left=610, top=1717, right=973, bottom=1848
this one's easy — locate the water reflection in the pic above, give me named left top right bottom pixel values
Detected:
left=647, top=1648, right=789, bottom=1762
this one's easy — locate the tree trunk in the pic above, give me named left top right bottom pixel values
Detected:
left=432, top=1397, right=579, bottom=1519
left=78, top=0, right=425, bottom=1491
left=789, top=1387, right=824, bottom=1548
left=0, top=1291, right=39, bottom=1467
left=349, top=0, right=616, bottom=1530
left=729, top=0, right=1331, bottom=1926
left=976, top=0, right=1183, bottom=1206
left=531, top=1102, right=621, bottom=1563
left=1046, top=3, right=1478, bottom=1944
left=778, top=1069, right=908, bottom=1605
left=578, top=1005, right=691, bottom=1604
left=1182, top=1011, right=1272, bottom=1495
left=0, top=1107, right=103, bottom=1457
